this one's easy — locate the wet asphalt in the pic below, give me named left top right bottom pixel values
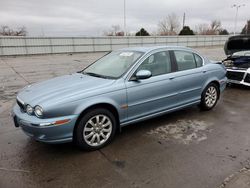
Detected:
left=0, top=47, right=250, bottom=188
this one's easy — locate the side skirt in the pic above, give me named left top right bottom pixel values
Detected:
left=120, top=100, right=200, bottom=127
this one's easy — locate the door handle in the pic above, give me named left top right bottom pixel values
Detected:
left=203, top=70, right=207, bottom=73
left=169, top=77, right=175, bottom=80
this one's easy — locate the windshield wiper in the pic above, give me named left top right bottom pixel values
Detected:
left=83, top=72, right=102, bottom=77
left=83, top=72, right=112, bottom=79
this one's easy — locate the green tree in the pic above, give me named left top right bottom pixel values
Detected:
left=219, top=29, right=229, bottom=35
left=179, top=26, right=194, bottom=35
left=135, top=28, right=150, bottom=36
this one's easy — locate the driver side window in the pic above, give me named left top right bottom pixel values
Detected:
left=137, top=51, right=172, bottom=77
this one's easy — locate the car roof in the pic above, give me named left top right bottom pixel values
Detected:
left=117, top=46, right=195, bottom=53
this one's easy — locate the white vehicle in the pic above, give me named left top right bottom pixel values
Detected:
left=223, top=35, right=250, bottom=86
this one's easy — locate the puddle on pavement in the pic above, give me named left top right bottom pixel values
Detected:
left=148, top=120, right=212, bottom=144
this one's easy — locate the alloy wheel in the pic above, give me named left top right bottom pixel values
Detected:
left=205, top=86, right=217, bottom=108
left=83, top=115, right=112, bottom=147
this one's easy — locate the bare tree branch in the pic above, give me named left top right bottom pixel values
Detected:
left=158, top=13, right=180, bottom=35
left=0, top=25, right=27, bottom=36
left=15, top=26, right=28, bottom=36
left=210, top=20, right=221, bottom=32
left=103, top=25, right=124, bottom=36
left=196, top=24, right=209, bottom=35
left=195, top=20, right=222, bottom=35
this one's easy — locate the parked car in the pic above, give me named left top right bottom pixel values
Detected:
left=12, top=46, right=227, bottom=150
left=223, top=35, right=250, bottom=86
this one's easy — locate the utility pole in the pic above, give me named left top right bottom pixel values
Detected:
left=123, top=0, right=126, bottom=36
left=232, top=4, right=245, bottom=35
left=182, top=13, right=186, bottom=29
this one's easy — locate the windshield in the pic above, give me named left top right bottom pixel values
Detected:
left=83, top=51, right=143, bottom=79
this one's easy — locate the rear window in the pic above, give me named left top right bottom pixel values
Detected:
left=194, top=54, right=203, bottom=67
left=174, top=51, right=196, bottom=71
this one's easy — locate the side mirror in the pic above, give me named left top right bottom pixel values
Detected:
left=134, top=70, right=152, bottom=80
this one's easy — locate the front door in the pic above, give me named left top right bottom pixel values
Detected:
left=125, top=51, right=179, bottom=122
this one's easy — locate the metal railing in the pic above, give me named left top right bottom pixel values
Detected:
left=0, top=35, right=229, bottom=56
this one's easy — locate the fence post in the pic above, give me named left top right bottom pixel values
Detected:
left=72, top=37, right=76, bottom=53
left=49, top=38, right=53, bottom=54
left=24, top=37, right=28, bottom=55
left=110, top=37, right=112, bottom=51
left=92, top=37, right=95, bottom=52
left=0, top=38, right=3, bottom=56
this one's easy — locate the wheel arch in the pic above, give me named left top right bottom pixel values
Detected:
left=208, top=80, right=220, bottom=98
left=73, top=103, right=120, bottom=139
left=202, top=79, right=221, bottom=98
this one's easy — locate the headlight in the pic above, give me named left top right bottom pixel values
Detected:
left=34, top=106, right=43, bottom=117
left=26, top=105, right=33, bottom=115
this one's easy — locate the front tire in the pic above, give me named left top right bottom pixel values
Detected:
left=74, top=108, right=117, bottom=151
left=200, top=83, right=219, bottom=111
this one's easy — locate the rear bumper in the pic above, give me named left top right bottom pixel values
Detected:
left=226, top=68, right=250, bottom=86
left=12, top=104, right=78, bottom=144
left=219, top=77, right=227, bottom=92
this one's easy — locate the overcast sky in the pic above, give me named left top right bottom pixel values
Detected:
left=0, top=0, right=249, bottom=36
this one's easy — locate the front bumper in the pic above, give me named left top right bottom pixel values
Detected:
left=12, top=104, right=78, bottom=144
left=226, top=68, right=250, bottom=86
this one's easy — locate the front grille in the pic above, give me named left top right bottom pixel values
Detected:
left=226, top=71, right=245, bottom=81
left=244, top=73, right=250, bottom=83
left=17, top=98, right=25, bottom=112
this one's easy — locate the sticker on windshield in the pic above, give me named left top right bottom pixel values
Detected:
left=120, top=52, right=134, bottom=57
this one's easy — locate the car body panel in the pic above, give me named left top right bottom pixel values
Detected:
left=125, top=72, right=180, bottom=121
left=12, top=46, right=227, bottom=144
left=167, top=67, right=207, bottom=105
left=18, top=74, right=116, bottom=111
left=13, top=104, right=77, bottom=143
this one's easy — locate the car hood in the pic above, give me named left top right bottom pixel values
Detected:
left=17, top=73, right=116, bottom=106
left=224, top=35, right=250, bottom=56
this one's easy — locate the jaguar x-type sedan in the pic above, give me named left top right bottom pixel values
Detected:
left=12, top=46, right=227, bottom=150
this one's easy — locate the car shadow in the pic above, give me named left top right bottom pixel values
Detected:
left=226, top=83, right=250, bottom=90
left=24, top=106, right=202, bottom=153
left=22, top=99, right=222, bottom=161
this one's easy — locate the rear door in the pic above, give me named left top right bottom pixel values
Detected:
left=170, top=50, right=207, bottom=105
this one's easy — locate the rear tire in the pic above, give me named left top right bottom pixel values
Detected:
left=74, top=108, right=117, bottom=151
left=200, top=83, right=219, bottom=111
